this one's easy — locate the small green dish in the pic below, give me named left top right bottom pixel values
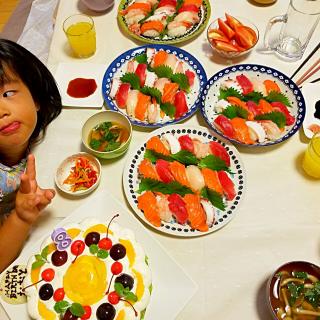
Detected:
left=82, top=110, right=132, bottom=159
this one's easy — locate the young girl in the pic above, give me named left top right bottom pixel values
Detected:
left=0, top=39, right=62, bottom=272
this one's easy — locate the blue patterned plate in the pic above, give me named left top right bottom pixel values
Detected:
left=123, top=125, right=245, bottom=237
left=200, top=64, right=306, bottom=147
left=102, top=44, right=207, bottom=128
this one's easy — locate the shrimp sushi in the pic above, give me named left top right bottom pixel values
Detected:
left=140, top=20, right=166, bottom=37
left=156, top=194, right=172, bottom=222
left=184, top=194, right=208, bottom=232
left=137, top=191, right=161, bottom=227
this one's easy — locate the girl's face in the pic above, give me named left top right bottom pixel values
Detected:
left=0, top=68, right=37, bottom=159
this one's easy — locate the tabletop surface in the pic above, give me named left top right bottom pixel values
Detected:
left=1, top=0, right=320, bottom=319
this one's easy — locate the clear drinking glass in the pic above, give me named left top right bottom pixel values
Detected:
left=63, top=14, right=96, bottom=58
left=264, top=0, right=320, bottom=61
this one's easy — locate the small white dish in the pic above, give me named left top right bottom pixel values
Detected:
left=302, top=83, right=320, bottom=139
left=54, top=62, right=106, bottom=108
left=55, top=152, right=101, bottom=196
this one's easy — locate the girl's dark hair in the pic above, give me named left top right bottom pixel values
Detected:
left=0, top=39, right=62, bottom=144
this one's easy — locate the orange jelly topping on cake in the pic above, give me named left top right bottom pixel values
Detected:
left=63, top=255, right=107, bottom=305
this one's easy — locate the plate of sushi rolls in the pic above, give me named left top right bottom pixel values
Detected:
left=117, top=0, right=211, bottom=44
left=200, top=64, right=306, bottom=146
left=123, top=124, right=245, bottom=237
left=103, top=45, right=207, bottom=127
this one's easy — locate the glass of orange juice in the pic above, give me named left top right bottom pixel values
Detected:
left=63, top=14, right=96, bottom=58
left=302, top=132, right=320, bottom=178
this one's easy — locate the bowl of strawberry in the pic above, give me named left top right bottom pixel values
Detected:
left=207, top=13, right=258, bottom=59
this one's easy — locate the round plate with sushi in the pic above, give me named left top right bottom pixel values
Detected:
left=103, top=45, right=207, bottom=127
left=117, top=0, right=211, bottom=44
left=123, top=124, right=245, bottom=237
left=200, top=64, right=306, bottom=147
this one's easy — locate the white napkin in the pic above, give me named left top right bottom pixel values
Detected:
left=17, top=0, right=58, bottom=64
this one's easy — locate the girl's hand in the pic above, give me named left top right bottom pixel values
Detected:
left=15, top=154, right=55, bottom=225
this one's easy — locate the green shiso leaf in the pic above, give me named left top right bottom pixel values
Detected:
left=134, top=53, right=148, bottom=64
left=143, top=149, right=171, bottom=163
left=160, top=102, right=176, bottom=118
left=221, top=105, right=249, bottom=119
left=243, top=91, right=264, bottom=103
left=198, top=155, right=229, bottom=172
left=254, top=111, right=286, bottom=129
left=171, top=73, right=190, bottom=92
left=153, top=65, right=173, bottom=79
left=140, top=86, right=162, bottom=104
left=218, top=87, right=244, bottom=100
left=137, top=178, right=193, bottom=196
left=201, top=187, right=226, bottom=211
left=70, top=303, right=85, bottom=317
left=265, top=91, right=291, bottom=107
left=120, top=72, right=140, bottom=90
left=170, top=150, right=198, bottom=165
left=54, top=300, right=70, bottom=314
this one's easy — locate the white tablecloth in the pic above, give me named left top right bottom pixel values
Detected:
left=1, top=0, right=320, bottom=319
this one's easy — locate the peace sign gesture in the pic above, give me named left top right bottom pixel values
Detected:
left=15, top=154, right=55, bottom=225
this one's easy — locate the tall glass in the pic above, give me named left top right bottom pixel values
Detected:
left=264, top=0, right=320, bottom=61
left=63, top=14, right=96, bottom=58
left=302, top=132, right=320, bottom=178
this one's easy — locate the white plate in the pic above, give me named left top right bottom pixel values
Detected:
left=0, top=191, right=197, bottom=320
left=54, top=62, right=106, bottom=108
left=302, top=83, right=320, bottom=139
left=123, top=124, right=246, bottom=237
left=55, top=152, right=101, bottom=196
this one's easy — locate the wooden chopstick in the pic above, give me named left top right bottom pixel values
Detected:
left=296, top=59, right=320, bottom=86
left=290, top=42, right=320, bottom=79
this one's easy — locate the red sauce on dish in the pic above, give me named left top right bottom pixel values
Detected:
left=67, top=78, right=97, bottom=98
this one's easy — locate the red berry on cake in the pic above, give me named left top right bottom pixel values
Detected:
left=53, top=288, right=65, bottom=301
left=108, top=291, right=120, bottom=305
left=98, top=238, right=112, bottom=250
left=41, top=268, right=55, bottom=282
left=81, top=305, right=92, bottom=319
left=71, top=240, right=85, bottom=255
left=111, top=261, right=123, bottom=275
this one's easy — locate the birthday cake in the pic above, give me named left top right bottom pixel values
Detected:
left=23, top=217, right=152, bottom=320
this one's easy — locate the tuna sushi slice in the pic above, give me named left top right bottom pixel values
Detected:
left=178, top=135, right=194, bottom=153
left=168, top=193, right=188, bottom=224
left=209, top=141, right=230, bottom=166
left=138, top=191, right=161, bottom=227
left=155, top=159, right=174, bottom=183
left=184, top=194, right=208, bottom=232
left=218, top=171, right=236, bottom=201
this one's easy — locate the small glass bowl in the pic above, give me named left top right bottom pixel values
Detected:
left=207, top=17, right=259, bottom=59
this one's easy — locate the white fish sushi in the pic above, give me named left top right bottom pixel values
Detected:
left=186, top=165, right=205, bottom=192
left=246, top=121, right=266, bottom=143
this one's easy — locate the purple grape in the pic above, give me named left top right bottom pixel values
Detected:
left=96, top=303, right=116, bottom=320
left=39, top=283, right=53, bottom=300
left=110, top=244, right=126, bottom=261
left=115, top=274, right=134, bottom=290
left=51, top=250, right=68, bottom=267
left=85, top=232, right=100, bottom=246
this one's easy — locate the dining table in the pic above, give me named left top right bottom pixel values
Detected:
left=1, top=0, right=320, bottom=319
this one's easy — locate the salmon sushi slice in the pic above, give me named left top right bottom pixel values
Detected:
left=183, top=0, right=203, bottom=7
left=201, top=168, right=223, bottom=194
left=138, top=159, right=160, bottom=180
left=162, top=82, right=179, bottom=104
left=146, top=136, right=170, bottom=155
left=184, top=194, right=208, bottom=232
left=135, top=92, right=151, bottom=121
left=230, top=117, right=254, bottom=144
left=152, top=50, right=168, bottom=68
left=137, top=191, right=161, bottom=227
left=169, top=161, right=191, bottom=187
